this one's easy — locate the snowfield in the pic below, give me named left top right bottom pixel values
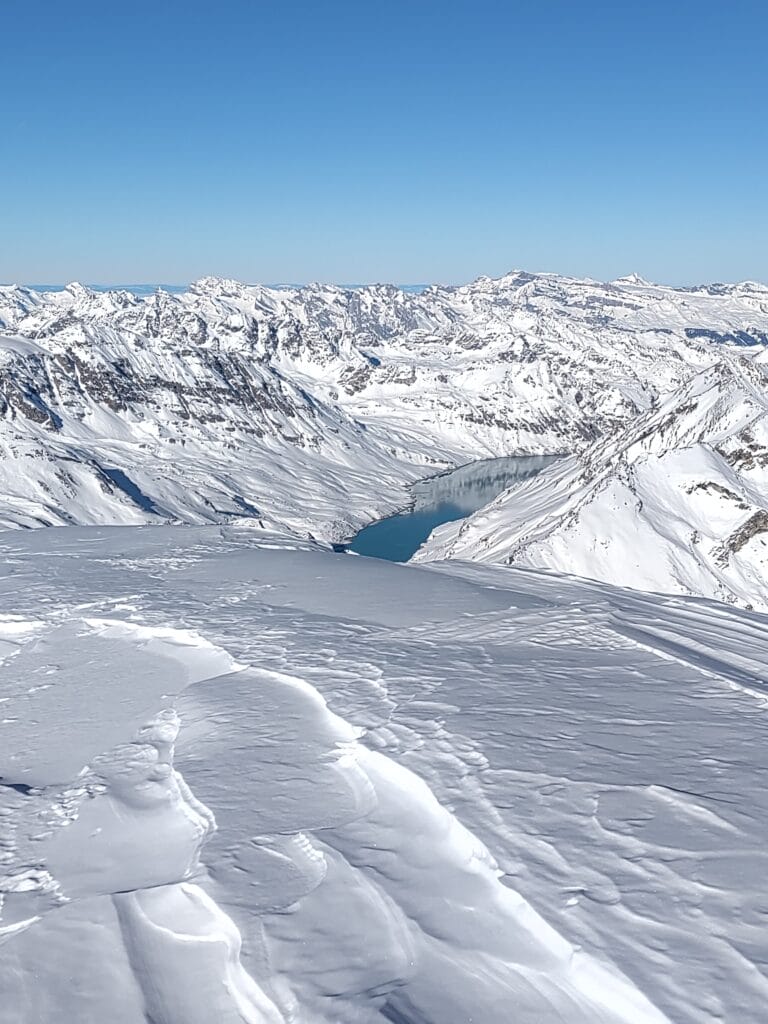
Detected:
left=2, top=271, right=768, bottom=1022
left=1, top=526, right=768, bottom=1022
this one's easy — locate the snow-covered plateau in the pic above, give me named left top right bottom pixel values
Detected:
left=2, top=526, right=768, bottom=1023
left=1, top=272, right=768, bottom=1022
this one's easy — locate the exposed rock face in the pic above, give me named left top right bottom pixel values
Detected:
left=721, top=509, right=768, bottom=559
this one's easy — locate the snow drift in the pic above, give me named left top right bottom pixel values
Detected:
left=1, top=526, right=767, bottom=1021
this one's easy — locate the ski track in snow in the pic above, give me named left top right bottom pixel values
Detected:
left=1, top=527, right=767, bottom=1022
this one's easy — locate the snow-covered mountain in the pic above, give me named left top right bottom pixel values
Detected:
left=2, top=525, right=768, bottom=1023
left=1, top=272, right=767, bottom=541
left=418, top=356, right=768, bottom=608
left=3, top=270, right=768, bottom=608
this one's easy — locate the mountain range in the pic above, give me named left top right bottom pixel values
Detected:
left=2, top=270, right=768, bottom=604
left=4, top=272, right=768, bottom=1022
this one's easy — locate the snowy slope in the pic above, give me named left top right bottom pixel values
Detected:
left=1, top=272, right=767, bottom=542
left=418, top=356, right=768, bottom=609
left=2, top=527, right=768, bottom=1022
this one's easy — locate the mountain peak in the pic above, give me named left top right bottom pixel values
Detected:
left=64, top=281, right=92, bottom=297
left=613, top=272, right=653, bottom=287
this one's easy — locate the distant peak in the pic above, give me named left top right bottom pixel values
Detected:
left=190, top=276, right=252, bottom=294
left=64, top=281, right=92, bottom=296
left=736, top=280, right=768, bottom=294
left=497, top=270, right=538, bottom=285
left=613, top=273, right=653, bottom=287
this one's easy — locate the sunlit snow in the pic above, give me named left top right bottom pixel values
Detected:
left=1, top=527, right=767, bottom=1022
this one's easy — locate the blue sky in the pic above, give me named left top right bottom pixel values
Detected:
left=1, top=0, right=765, bottom=285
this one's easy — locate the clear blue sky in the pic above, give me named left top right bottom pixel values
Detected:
left=1, top=0, right=765, bottom=285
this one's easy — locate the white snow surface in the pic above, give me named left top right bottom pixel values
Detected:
left=1, top=526, right=767, bottom=1022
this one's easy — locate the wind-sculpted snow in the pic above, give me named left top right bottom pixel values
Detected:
left=1, top=271, right=767, bottom=547
left=419, top=357, right=768, bottom=609
left=1, top=526, right=767, bottom=1021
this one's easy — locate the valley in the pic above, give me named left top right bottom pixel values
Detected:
left=2, top=271, right=768, bottom=1023
left=2, top=271, right=768, bottom=604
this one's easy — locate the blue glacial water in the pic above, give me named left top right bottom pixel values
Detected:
left=349, top=455, right=558, bottom=562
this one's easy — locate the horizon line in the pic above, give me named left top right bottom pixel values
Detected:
left=4, top=270, right=768, bottom=292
